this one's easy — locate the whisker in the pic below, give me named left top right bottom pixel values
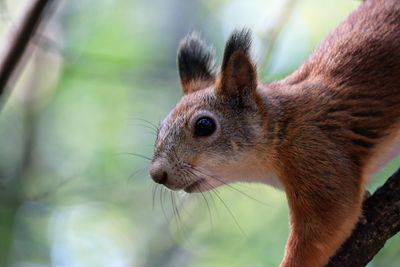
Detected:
left=175, top=193, right=188, bottom=237
left=184, top=168, right=215, bottom=227
left=130, top=123, right=158, bottom=134
left=206, top=190, right=219, bottom=219
left=192, top=166, right=268, bottom=206
left=170, top=191, right=178, bottom=230
left=160, top=187, right=169, bottom=223
left=121, top=152, right=152, bottom=161
left=201, top=182, right=219, bottom=219
left=170, top=191, right=185, bottom=237
left=162, top=187, right=168, bottom=204
left=152, top=184, right=158, bottom=209
left=199, top=186, right=214, bottom=228
left=129, top=167, right=147, bottom=181
left=144, top=130, right=157, bottom=136
left=130, top=117, right=160, bottom=131
left=198, top=184, right=214, bottom=228
left=207, top=184, right=246, bottom=237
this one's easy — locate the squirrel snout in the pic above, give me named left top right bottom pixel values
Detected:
left=149, top=161, right=168, bottom=184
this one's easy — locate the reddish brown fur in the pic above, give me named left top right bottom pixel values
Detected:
left=151, top=0, right=400, bottom=266
left=262, top=0, right=400, bottom=265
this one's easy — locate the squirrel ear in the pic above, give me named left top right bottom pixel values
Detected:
left=218, top=29, right=257, bottom=101
left=177, top=32, right=216, bottom=95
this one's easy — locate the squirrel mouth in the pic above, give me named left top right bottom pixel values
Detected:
left=183, top=179, right=205, bottom=193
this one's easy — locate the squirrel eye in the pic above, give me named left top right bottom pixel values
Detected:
left=194, top=117, right=216, bottom=137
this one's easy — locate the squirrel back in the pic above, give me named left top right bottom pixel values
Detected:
left=272, top=0, right=400, bottom=174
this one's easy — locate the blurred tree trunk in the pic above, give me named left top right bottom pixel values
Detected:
left=0, top=0, right=54, bottom=102
left=0, top=1, right=59, bottom=265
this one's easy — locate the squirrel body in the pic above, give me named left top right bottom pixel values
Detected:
left=150, top=0, right=400, bottom=266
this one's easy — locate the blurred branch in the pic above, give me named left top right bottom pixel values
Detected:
left=327, top=168, right=400, bottom=266
left=259, top=0, right=298, bottom=76
left=0, top=2, right=58, bottom=264
left=0, top=0, right=54, bottom=105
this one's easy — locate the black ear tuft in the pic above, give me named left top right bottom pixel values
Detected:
left=217, top=28, right=257, bottom=102
left=221, top=28, right=252, bottom=71
left=177, top=32, right=216, bottom=94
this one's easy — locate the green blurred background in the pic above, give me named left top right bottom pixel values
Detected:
left=0, top=0, right=399, bottom=266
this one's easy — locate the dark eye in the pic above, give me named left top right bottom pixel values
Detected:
left=194, top=117, right=216, bottom=137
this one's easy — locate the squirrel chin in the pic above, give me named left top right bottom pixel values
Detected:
left=183, top=178, right=223, bottom=193
left=183, top=179, right=206, bottom=193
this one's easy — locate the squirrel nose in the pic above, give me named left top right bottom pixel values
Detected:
left=150, top=162, right=168, bottom=184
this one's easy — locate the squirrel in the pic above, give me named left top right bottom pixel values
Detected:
left=149, top=0, right=400, bottom=266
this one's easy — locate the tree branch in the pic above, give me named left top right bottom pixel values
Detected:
left=0, top=0, right=54, bottom=103
left=327, top=168, right=400, bottom=266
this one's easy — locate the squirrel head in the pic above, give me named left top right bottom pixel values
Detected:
left=150, top=29, right=269, bottom=192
